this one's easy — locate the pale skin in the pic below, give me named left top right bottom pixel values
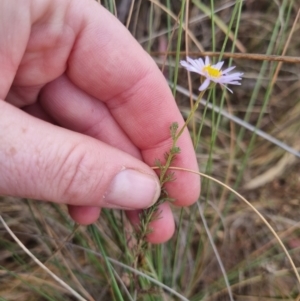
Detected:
left=0, top=0, right=200, bottom=243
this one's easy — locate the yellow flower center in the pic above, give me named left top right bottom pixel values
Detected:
left=203, top=65, right=222, bottom=78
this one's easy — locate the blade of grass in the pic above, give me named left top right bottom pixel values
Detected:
left=172, top=0, right=185, bottom=97
left=197, top=203, right=234, bottom=301
left=88, top=224, right=124, bottom=301
left=0, top=215, right=87, bottom=301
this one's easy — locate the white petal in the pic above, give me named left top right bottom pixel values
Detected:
left=216, top=76, right=241, bottom=85
left=222, top=66, right=236, bottom=74
left=187, top=57, right=199, bottom=69
left=222, top=72, right=243, bottom=79
left=224, top=85, right=233, bottom=93
left=205, top=56, right=210, bottom=65
left=180, top=60, right=187, bottom=66
left=218, top=84, right=233, bottom=93
left=227, top=81, right=241, bottom=85
left=180, top=60, right=199, bottom=73
left=199, top=78, right=211, bottom=91
left=226, top=71, right=243, bottom=77
left=189, top=57, right=203, bottom=71
left=222, top=75, right=243, bottom=82
left=195, top=58, right=205, bottom=70
left=186, top=56, right=193, bottom=63
left=213, top=61, right=224, bottom=70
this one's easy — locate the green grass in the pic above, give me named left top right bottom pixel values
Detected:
left=1, top=0, right=300, bottom=300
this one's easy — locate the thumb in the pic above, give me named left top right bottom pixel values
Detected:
left=0, top=101, right=161, bottom=209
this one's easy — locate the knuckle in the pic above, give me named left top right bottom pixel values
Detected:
left=56, top=144, right=104, bottom=205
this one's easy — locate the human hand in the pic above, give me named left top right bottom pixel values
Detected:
left=0, top=0, right=200, bottom=243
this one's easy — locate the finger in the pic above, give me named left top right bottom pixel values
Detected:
left=39, top=77, right=174, bottom=233
left=0, top=100, right=160, bottom=210
left=0, top=1, right=30, bottom=99
left=22, top=101, right=103, bottom=225
left=2, top=0, right=199, bottom=206
left=0, top=0, right=200, bottom=205
left=39, top=75, right=144, bottom=225
left=126, top=202, right=175, bottom=244
left=39, top=74, right=141, bottom=159
left=23, top=102, right=56, bottom=123
left=68, top=206, right=101, bottom=225
left=66, top=3, right=200, bottom=206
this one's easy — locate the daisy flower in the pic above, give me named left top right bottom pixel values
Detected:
left=180, top=56, right=243, bottom=93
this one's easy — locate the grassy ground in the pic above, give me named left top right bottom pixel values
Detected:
left=1, top=0, right=300, bottom=300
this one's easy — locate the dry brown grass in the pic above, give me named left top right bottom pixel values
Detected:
left=1, top=0, right=300, bottom=300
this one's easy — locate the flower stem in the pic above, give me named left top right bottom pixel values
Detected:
left=159, top=90, right=206, bottom=182
left=133, top=89, right=207, bottom=275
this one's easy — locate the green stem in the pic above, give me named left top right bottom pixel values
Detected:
left=159, top=89, right=206, bottom=182
left=134, top=89, right=207, bottom=273
left=174, top=90, right=206, bottom=144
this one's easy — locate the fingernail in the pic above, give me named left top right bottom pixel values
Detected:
left=104, top=169, right=160, bottom=209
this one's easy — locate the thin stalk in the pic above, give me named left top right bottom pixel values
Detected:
left=160, top=90, right=206, bottom=182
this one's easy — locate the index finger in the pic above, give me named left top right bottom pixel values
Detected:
left=68, top=2, right=200, bottom=205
